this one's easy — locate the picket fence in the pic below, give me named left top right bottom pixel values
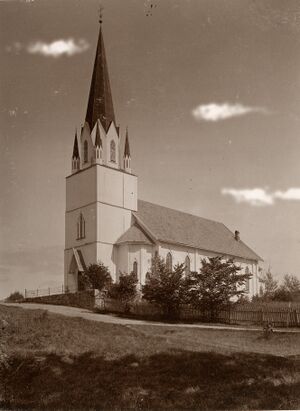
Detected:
left=100, top=298, right=300, bottom=328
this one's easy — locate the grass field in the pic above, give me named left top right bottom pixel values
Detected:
left=1, top=304, right=300, bottom=409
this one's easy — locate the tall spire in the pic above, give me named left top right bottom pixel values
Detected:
left=85, top=20, right=116, bottom=132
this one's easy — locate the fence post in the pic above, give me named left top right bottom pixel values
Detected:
left=24, top=289, right=27, bottom=299
left=48, top=287, right=50, bottom=296
left=36, top=288, right=39, bottom=297
left=62, top=284, right=64, bottom=294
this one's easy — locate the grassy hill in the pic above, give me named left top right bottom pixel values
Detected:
left=1, top=304, right=300, bottom=409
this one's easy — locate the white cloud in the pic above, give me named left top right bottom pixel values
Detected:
left=222, top=187, right=300, bottom=206
left=27, top=38, right=89, bottom=58
left=192, top=103, right=269, bottom=122
left=274, top=188, right=300, bottom=201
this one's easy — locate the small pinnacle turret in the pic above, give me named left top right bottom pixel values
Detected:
left=72, top=130, right=80, bottom=173
left=123, top=127, right=131, bottom=173
left=95, top=122, right=102, bottom=148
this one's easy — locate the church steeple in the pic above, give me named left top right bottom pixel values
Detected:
left=72, top=129, right=80, bottom=173
left=85, top=21, right=116, bottom=132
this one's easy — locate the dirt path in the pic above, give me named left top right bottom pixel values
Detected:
left=2, top=302, right=300, bottom=333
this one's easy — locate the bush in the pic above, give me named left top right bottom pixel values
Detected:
left=5, top=291, right=24, bottom=303
left=79, top=262, right=112, bottom=291
left=142, top=257, right=186, bottom=319
left=108, top=272, right=138, bottom=312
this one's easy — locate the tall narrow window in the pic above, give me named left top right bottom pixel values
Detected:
left=110, top=140, right=116, bottom=162
left=133, top=261, right=138, bottom=277
left=166, top=252, right=172, bottom=272
left=83, top=140, right=88, bottom=163
left=77, top=213, right=85, bottom=239
left=185, top=255, right=191, bottom=276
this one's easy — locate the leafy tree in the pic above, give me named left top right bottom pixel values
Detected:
left=79, top=262, right=112, bottom=291
left=108, top=272, right=138, bottom=312
left=188, top=256, right=251, bottom=320
left=282, top=274, right=300, bottom=294
left=142, top=256, right=186, bottom=318
left=259, top=269, right=278, bottom=300
left=5, top=291, right=24, bottom=302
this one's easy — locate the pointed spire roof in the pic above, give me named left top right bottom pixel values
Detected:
left=85, top=23, right=116, bottom=132
left=72, top=130, right=80, bottom=159
left=124, top=127, right=131, bottom=157
left=95, top=122, right=102, bottom=148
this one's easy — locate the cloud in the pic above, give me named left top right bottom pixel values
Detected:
left=222, top=187, right=300, bottom=206
left=192, top=103, right=269, bottom=122
left=27, top=38, right=89, bottom=57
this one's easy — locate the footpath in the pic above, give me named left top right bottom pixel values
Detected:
left=2, top=302, right=300, bottom=333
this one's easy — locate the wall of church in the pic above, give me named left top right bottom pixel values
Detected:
left=158, top=242, right=259, bottom=297
left=66, top=166, right=97, bottom=212
left=65, top=204, right=97, bottom=249
left=116, top=244, right=153, bottom=284
left=96, top=165, right=137, bottom=211
left=96, top=243, right=117, bottom=281
left=97, top=203, right=132, bottom=244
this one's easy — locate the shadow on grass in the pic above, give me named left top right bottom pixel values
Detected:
left=1, top=350, right=300, bottom=410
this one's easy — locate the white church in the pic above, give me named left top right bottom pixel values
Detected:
left=64, top=20, right=262, bottom=297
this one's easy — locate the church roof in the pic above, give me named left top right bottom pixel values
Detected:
left=85, top=25, right=116, bottom=132
left=134, top=200, right=262, bottom=262
left=115, top=224, right=153, bottom=245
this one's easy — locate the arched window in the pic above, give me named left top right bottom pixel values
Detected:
left=185, top=255, right=191, bottom=276
left=83, top=140, right=88, bottom=163
left=77, top=213, right=85, bottom=239
left=166, top=252, right=172, bottom=272
left=110, top=140, right=116, bottom=163
left=133, top=261, right=138, bottom=277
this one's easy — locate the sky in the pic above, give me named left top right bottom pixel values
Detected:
left=1, top=0, right=300, bottom=299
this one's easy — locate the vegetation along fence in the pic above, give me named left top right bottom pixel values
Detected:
left=100, top=298, right=300, bottom=328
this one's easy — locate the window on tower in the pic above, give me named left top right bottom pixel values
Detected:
left=77, top=213, right=86, bottom=240
left=110, top=140, right=116, bottom=163
left=83, top=140, right=88, bottom=163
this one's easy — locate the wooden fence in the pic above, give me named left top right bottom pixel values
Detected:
left=24, top=285, right=77, bottom=299
left=99, top=298, right=300, bottom=327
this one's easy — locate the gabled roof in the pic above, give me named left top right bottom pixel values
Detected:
left=72, top=248, right=87, bottom=272
left=85, top=25, right=115, bottom=132
left=115, top=224, right=153, bottom=245
left=134, top=200, right=262, bottom=262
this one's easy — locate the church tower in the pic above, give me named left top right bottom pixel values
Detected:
left=64, top=19, right=137, bottom=291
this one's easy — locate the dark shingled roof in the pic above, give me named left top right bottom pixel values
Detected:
left=72, top=131, right=79, bottom=159
left=116, top=224, right=153, bottom=245
left=134, top=200, right=262, bottom=261
left=85, top=26, right=115, bottom=132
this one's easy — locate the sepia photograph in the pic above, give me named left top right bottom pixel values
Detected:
left=1, top=0, right=300, bottom=409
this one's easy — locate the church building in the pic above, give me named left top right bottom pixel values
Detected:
left=64, top=20, right=262, bottom=297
